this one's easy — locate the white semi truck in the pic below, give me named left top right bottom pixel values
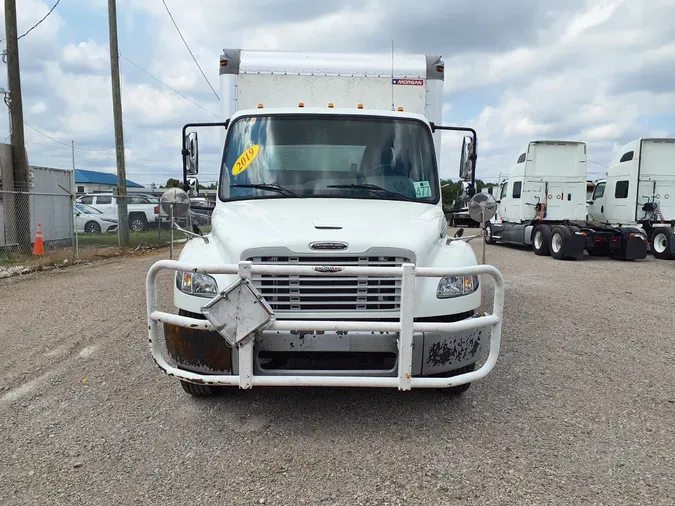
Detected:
left=587, top=138, right=675, bottom=260
left=145, top=48, right=505, bottom=396
left=484, top=140, right=649, bottom=261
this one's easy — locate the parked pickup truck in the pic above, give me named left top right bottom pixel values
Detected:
left=76, top=193, right=159, bottom=232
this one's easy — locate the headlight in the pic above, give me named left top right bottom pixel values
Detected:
left=176, top=271, right=218, bottom=297
left=102, top=219, right=118, bottom=223
left=436, top=275, right=479, bottom=298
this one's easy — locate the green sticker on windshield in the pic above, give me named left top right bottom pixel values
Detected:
left=413, top=181, right=431, bottom=198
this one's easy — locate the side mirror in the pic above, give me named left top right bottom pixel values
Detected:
left=454, top=228, right=464, bottom=238
left=459, top=135, right=474, bottom=180
left=587, top=200, right=593, bottom=205
left=184, top=131, right=199, bottom=175
left=187, top=177, right=199, bottom=197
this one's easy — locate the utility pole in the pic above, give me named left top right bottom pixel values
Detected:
left=72, top=140, right=78, bottom=260
left=107, top=0, right=128, bottom=248
left=5, top=0, right=31, bottom=253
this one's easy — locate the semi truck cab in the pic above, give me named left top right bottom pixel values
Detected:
left=588, top=138, right=675, bottom=259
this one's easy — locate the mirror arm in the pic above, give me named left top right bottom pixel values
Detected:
left=446, top=232, right=482, bottom=244
left=172, top=221, right=209, bottom=243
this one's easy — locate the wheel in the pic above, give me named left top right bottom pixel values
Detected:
left=180, top=380, right=214, bottom=396
left=485, top=222, right=497, bottom=244
left=650, top=228, right=673, bottom=259
left=84, top=221, right=101, bottom=234
left=532, top=224, right=551, bottom=255
left=550, top=226, right=573, bottom=260
left=442, top=363, right=475, bottom=395
left=129, top=214, right=148, bottom=232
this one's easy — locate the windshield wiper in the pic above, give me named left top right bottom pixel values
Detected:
left=230, top=182, right=301, bottom=198
left=326, top=184, right=416, bottom=202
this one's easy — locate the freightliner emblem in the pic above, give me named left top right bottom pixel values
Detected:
left=309, top=241, right=348, bottom=250
left=313, top=266, right=344, bottom=273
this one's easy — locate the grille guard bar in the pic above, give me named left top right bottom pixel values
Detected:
left=146, top=260, right=505, bottom=390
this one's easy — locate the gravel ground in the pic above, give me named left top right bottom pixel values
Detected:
left=0, top=237, right=673, bottom=505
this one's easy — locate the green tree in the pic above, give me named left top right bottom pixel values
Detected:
left=164, top=178, right=181, bottom=188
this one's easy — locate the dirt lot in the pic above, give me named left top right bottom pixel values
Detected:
left=1, top=237, right=673, bottom=505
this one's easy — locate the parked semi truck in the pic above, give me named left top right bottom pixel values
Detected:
left=484, top=140, right=648, bottom=260
left=145, top=48, right=505, bottom=396
left=587, top=138, right=675, bottom=260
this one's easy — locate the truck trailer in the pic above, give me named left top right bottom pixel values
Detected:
left=484, top=140, right=648, bottom=261
left=145, top=48, right=505, bottom=396
left=587, top=138, right=675, bottom=260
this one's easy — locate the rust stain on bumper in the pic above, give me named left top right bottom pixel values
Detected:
left=163, top=322, right=232, bottom=374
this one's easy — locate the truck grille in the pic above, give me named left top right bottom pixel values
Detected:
left=246, top=254, right=412, bottom=312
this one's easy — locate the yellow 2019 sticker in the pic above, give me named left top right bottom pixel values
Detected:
left=232, top=145, right=260, bottom=175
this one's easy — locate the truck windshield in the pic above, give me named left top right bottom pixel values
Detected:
left=219, top=114, right=439, bottom=203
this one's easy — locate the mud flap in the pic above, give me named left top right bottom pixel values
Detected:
left=612, top=227, right=648, bottom=260
left=564, top=231, right=586, bottom=259
left=625, top=236, right=648, bottom=260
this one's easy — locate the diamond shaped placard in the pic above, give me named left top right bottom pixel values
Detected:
left=201, top=277, right=275, bottom=347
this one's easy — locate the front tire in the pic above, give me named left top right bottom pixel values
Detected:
left=443, top=363, right=475, bottom=395
left=485, top=222, right=497, bottom=244
left=650, top=228, right=673, bottom=259
left=180, top=381, right=214, bottom=396
left=84, top=221, right=101, bottom=234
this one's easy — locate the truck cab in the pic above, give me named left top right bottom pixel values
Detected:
left=144, top=49, right=505, bottom=395
left=587, top=138, right=675, bottom=259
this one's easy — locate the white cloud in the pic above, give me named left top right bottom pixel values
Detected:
left=62, top=40, right=109, bottom=73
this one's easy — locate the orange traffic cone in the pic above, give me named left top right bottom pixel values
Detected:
left=33, top=222, right=44, bottom=256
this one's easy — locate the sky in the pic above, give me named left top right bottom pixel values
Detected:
left=1, top=0, right=675, bottom=187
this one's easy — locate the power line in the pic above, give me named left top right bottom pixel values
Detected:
left=160, top=0, right=220, bottom=101
left=118, top=52, right=219, bottom=118
left=23, top=122, right=115, bottom=152
left=0, top=0, right=61, bottom=43
left=588, top=159, right=609, bottom=168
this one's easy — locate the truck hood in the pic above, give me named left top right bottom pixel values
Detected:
left=208, top=198, right=446, bottom=261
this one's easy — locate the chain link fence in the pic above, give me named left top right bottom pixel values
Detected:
left=0, top=189, right=212, bottom=271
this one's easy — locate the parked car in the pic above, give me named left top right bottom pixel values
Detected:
left=76, top=193, right=159, bottom=232
left=74, top=203, right=119, bottom=234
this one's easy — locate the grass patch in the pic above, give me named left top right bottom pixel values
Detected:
left=77, top=225, right=212, bottom=249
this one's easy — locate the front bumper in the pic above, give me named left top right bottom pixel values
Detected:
left=146, top=260, right=504, bottom=390
left=162, top=315, right=486, bottom=378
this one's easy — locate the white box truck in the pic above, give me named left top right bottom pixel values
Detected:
left=145, top=48, right=505, bottom=396
left=587, top=138, right=675, bottom=259
left=484, top=140, right=649, bottom=261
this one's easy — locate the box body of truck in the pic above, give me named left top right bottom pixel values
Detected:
left=487, top=140, right=647, bottom=261
left=218, top=49, right=444, bottom=161
left=145, top=48, right=504, bottom=394
left=588, top=138, right=675, bottom=259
